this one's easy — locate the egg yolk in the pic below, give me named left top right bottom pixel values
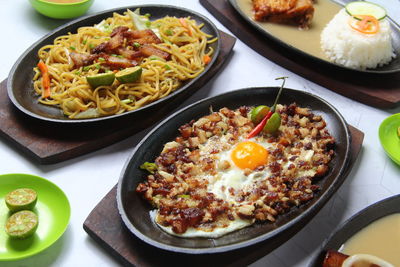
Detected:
left=231, top=141, right=268, bottom=170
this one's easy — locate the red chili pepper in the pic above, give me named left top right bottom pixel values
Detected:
left=246, top=77, right=287, bottom=139
left=247, top=111, right=273, bottom=138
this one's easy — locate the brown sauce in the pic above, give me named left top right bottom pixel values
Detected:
left=341, top=213, right=400, bottom=266
left=235, top=0, right=341, bottom=60
left=44, top=0, right=85, bottom=3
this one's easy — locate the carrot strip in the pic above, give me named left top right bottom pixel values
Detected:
left=37, top=61, right=51, bottom=98
left=179, top=18, right=192, bottom=36
left=203, top=55, right=211, bottom=64
left=349, top=15, right=379, bottom=34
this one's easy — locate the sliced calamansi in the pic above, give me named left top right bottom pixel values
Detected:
left=397, top=126, right=400, bottom=138
left=5, top=210, right=39, bottom=239
left=250, top=105, right=270, bottom=124
left=5, top=188, right=37, bottom=212
left=115, top=66, right=142, bottom=83
left=263, top=112, right=281, bottom=134
left=86, top=72, right=115, bottom=88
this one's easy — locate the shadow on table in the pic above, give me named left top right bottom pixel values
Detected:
left=2, top=226, right=69, bottom=267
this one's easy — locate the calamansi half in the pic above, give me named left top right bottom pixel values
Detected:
left=263, top=112, right=281, bottom=134
left=251, top=105, right=270, bottom=124
left=5, top=188, right=37, bottom=212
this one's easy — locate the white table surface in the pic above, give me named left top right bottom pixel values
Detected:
left=1, top=0, right=399, bottom=266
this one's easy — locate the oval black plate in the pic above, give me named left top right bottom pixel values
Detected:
left=117, top=87, right=352, bottom=254
left=229, top=0, right=400, bottom=74
left=309, top=194, right=400, bottom=267
left=7, top=5, right=220, bottom=123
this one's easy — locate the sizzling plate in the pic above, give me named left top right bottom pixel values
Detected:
left=7, top=5, right=220, bottom=123
left=117, top=87, right=352, bottom=254
left=229, top=0, right=400, bottom=74
left=309, top=194, right=400, bottom=266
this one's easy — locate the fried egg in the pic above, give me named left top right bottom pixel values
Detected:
left=207, top=136, right=274, bottom=203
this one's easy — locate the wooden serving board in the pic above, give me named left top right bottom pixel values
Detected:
left=0, top=31, right=235, bottom=165
left=200, top=0, right=400, bottom=109
left=83, top=125, right=364, bottom=267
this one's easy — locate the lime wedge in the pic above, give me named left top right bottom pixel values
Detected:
left=5, top=188, right=37, bottom=212
left=345, top=1, right=386, bottom=20
left=251, top=105, right=270, bottom=124
left=397, top=126, right=400, bottom=138
left=115, top=66, right=142, bottom=83
left=263, top=112, right=281, bottom=134
left=86, top=72, right=115, bottom=88
left=5, top=210, right=39, bottom=239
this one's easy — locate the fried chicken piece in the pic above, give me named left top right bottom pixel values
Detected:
left=323, top=250, right=349, bottom=267
left=253, top=0, right=314, bottom=29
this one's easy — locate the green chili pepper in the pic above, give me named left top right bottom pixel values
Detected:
left=140, top=162, right=157, bottom=174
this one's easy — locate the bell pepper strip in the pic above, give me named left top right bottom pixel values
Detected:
left=349, top=15, right=379, bottom=34
left=179, top=18, right=192, bottom=36
left=37, top=61, right=51, bottom=98
left=203, top=55, right=211, bottom=64
left=247, top=77, right=287, bottom=139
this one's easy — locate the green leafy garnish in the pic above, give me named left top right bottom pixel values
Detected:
left=140, top=162, right=157, bottom=174
left=69, top=46, right=76, bottom=50
left=164, top=64, right=171, bottom=70
left=133, top=42, right=141, bottom=48
left=178, top=194, right=190, bottom=199
left=165, top=29, right=173, bottom=36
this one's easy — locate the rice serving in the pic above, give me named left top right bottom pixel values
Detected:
left=320, top=9, right=395, bottom=70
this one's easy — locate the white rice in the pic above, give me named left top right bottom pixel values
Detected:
left=320, top=9, right=395, bottom=70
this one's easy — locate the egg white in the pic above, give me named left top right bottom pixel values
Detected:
left=151, top=210, right=253, bottom=238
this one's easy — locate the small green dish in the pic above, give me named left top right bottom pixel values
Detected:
left=379, top=113, right=400, bottom=165
left=0, top=173, right=70, bottom=261
left=29, top=0, right=94, bottom=19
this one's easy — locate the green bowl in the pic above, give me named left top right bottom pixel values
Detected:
left=379, top=113, right=400, bottom=165
left=29, top=0, right=94, bottom=19
left=0, top=173, right=71, bottom=261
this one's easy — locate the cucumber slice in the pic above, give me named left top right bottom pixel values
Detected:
left=5, top=188, right=37, bottom=212
left=345, top=1, right=387, bottom=20
left=86, top=72, right=115, bottom=88
left=5, top=210, right=38, bottom=239
left=115, top=66, right=142, bottom=83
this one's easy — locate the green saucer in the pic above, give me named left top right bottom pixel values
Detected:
left=379, top=113, right=400, bottom=165
left=0, top=173, right=70, bottom=261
